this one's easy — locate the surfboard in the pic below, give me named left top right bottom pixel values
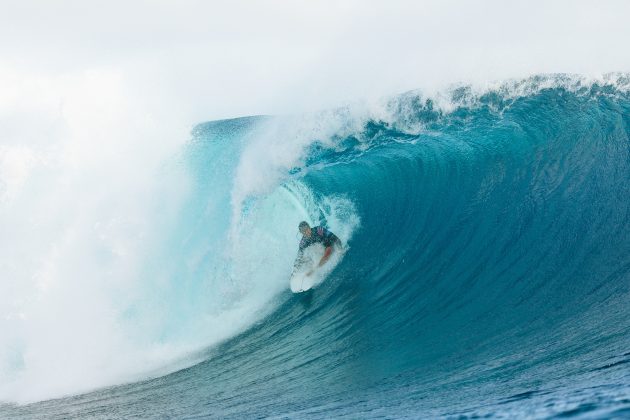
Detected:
left=290, top=245, right=323, bottom=293
left=289, top=244, right=346, bottom=293
left=290, top=271, right=315, bottom=293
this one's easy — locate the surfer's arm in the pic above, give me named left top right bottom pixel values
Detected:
left=315, top=232, right=342, bottom=268
left=317, top=246, right=333, bottom=267
left=304, top=246, right=334, bottom=276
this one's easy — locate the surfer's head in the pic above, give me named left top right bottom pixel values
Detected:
left=298, top=221, right=311, bottom=237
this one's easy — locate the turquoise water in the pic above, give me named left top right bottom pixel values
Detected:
left=2, top=76, right=629, bottom=418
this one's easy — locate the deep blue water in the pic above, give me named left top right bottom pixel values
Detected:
left=2, top=76, right=630, bottom=418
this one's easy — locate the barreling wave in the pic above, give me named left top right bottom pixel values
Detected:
left=2, top=74, right=629, bottom=418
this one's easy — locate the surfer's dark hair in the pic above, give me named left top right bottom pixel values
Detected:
left=298, top=221, right=309, bottom=230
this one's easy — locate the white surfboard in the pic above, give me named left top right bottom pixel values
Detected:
left=290, top=271, right=315, bottom=293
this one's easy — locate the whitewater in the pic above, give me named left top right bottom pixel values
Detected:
left=0, top=74, right=628, bottom=418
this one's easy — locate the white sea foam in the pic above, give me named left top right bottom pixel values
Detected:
left=0, top=69, right=361, bottom=404
left=0, top=69, right=196, bottom=402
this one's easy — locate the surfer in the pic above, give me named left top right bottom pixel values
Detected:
left=294, top=221, right=342, bottom=276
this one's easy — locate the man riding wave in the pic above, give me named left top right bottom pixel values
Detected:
left=294, top=221, right=342, bottom=276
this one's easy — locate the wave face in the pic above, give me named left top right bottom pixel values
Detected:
left=2, top=76, right=630, bottom=418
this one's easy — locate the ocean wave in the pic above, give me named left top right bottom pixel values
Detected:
left=2, top=75, right=629, bottom=417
